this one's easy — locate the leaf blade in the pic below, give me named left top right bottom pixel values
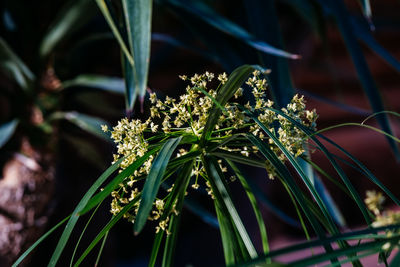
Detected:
left=122, top=0, right=153, bottom=108
left=133, top=137, right=182, bottom=234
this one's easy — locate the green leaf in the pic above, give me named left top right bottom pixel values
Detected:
left=73, top=196, right=141, bottom=266
left=12, top=216, right=71, bottom=267
left=165, top=0, right=300, bottom=60
left=122, top=0, right=153, bottom=109
left=40, top=0, right=96, bottom=57
left=215, top=201, right=235, bottom=266
left=244, top=134, right=344, bottom=264
left=244, top=123, right=340, bottom=233
left=0, top=119, right=18, bottom=148
left=162, top=160, right=193, bottom=267
left=351, top=17, right=400, bottom=73
left=205, top=156, right=258, bottom=260
left=122, top=54, right=137, bottom=110
left=239, top=224, right=400, bottom=266
left=80, top=148, right=159, bottom=215
left=49, top=111, right=110, bottom=141
left=267, top=106, right=400, bottom=214
left=325, top=0, right=400, bottom=160
left=62, top=74, right=125, bottom=95
left=0, top=37, right=34, bottom=90
left=200, top=65, right=257, bottom=146
left=149, top=232, right=164, bottom=267
left=290, top=237, right=400, bottom=267
left=95, top=0, right=134, bottom=65
left=226, top=160, right=270, bottom=256
left=48, top=156, right=124, bottom=266
left=62, top=135, right=106, bottom=169
left=133, top=137, right=182, bottom=234
left=70, top=202, right=103, bottom=266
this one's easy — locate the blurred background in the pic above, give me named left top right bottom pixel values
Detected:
left=0, top=0, right=400, bottom=266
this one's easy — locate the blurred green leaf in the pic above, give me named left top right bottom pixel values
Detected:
left=62, top=74, right=125, bottom=95
left=165, top=0, right=300, bottom=60
left=40, top=0, right=96, bottom=57
left=134, top=137, right=182, bottom=234
left=122, top=0, right=153, bottom=109
left=62, top=135, right=106, bottom=169
left=0, top=37, right=34, bottom=90
left=351, top=17, right=400, bottom=73
left=244, top=0, right=294, bottom=107
left=0, top=119, right=18, bottom=148
left=49, top=111, right=110, bottom=141
left=324, top=0, right=400, bottom=160
left=280, top=0, right=326, bottom=39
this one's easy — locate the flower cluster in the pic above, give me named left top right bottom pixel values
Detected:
left=103, top=70, right=318, bottom=233
left=365, top=190, right=400, bottom=250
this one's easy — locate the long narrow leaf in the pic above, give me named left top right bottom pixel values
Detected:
left=73, top=196, right=140, bottom=266
left=95, top=0, right=134, bottom=65
left=162, top=160, right=193, bottom=267
left=80, top=148, right=158, bottom=215
left=206, top=156, right=258, bottom=259
left=226, top=160, right=270, bottom=256
left=0, top=37, right=34, bottom=90
left=165, top=0, right=300, bottom=59
left=40, top=0, right=96, bottom=57
left=134, top=137, right=182, bottom=234
left=12, top=216, right=71, bottom=267
left=49, top=111, right=110, bottom=141
left=244, top=134, right=340, bottom=264
left=62, top=74, right=125, bottom=95
left=122, top=0, right=153, bottom=108
left=239, top=224, right=400, bottom=266
left=351, top=17, right=400, bottom=73
left=323, top=0, right=400, bottom=159
left=47, top=157, right=125, bottom=266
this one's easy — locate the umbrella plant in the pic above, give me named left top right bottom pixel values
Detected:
left=14, top=65, right=400, bottom=266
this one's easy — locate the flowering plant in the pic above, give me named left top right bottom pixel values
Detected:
left=14, top=65, right=400, bottom=267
